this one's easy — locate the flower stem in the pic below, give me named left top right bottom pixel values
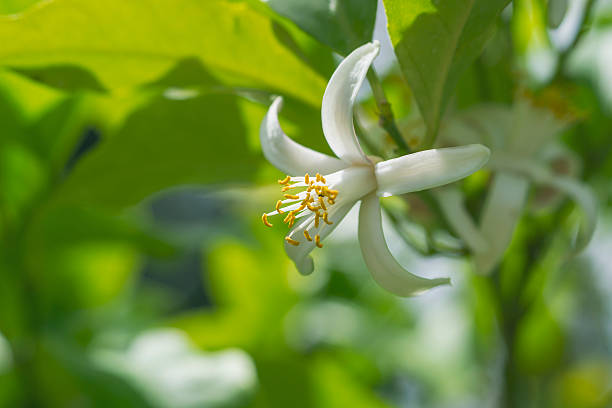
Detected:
left=366, top=69, right=410, bottom=154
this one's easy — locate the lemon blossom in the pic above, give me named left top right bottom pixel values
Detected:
left=259, top=41, right=490, bottom=296
left=435, top=97, right=597, bottom=274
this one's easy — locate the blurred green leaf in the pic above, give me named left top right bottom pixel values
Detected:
left=554, top=361, right=612, bottom=408
left=25, top=205, right=171, bottom=313
left=0, top=0, right=326, bottom=106
left=50, top=92, right=264, bottom=210
left=0, top=0, right=40, bottom=14
left=382, top=0, right=509, bottom=144
left=172, top=235, right=297, bottom=350
left=35, top=335, right=152, bottom=408
left=514, top=303, right=565, bottom=375
left=266, top=0, right=378, bottom=55
left=13, top=65, right=107, bottom=92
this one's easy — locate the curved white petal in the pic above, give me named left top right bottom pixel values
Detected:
left=433, top=186, right=489, bottom=254
left=535, top=175, right=597, bottom=252
left=321, top=41, right=379, bottom=165
left=284, top=201, right=356, bottom=275
left=375, top=144, right=490, bottom=196
left=488, top=154, right=597, bottom=251
left=358, top=193, right=450, bottom=296
left=474, top=172, right=530, bottom=274
left=260, top=97, right=346, bottom=175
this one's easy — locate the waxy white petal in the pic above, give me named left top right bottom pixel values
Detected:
left=285, top=202, right=356, bottom=275
left=283, top=166, right=377, bottom=275
left=542, top=175, right=597, bottom=251
left=260, top=97, right=346, bottom=175
left=321, top=41, right=379, bottom=165
left=488, top=153, right=597, bottom=251
left=434, top=186, right=489, bottom=254
left=358, top=193, right=450, bottom=296
left=475, top=172, right=530, bottom=274
left=375, top=144, right=490, bottom=196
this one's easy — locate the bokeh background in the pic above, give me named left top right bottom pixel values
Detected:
left=0, top=0, right=611, bottom=407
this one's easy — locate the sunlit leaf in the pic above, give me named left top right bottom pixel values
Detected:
left=0, top=0, right=40, bottom=14
left=49, top=92, right=264, bottom=210
left=0, top=0, right=327, bottom=106
left=266, top=0, right=378, bottom=55
left=382, top=0, right=509, bottom=145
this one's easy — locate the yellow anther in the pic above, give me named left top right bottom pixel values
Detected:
left=275, top=200, right=284, bottom=213
left=315, top=234, right=323, bottom=248
left=264, top=171, right=339, bottom=233
left=285, top=236, right=300, bottom=246
left=283, top=211, right=295, bottom=224
left=307, top=202, right=319, bottom=212
left=262, top=213, right=273, bottom=227
left=323, top=213, right=333, bottom=225
left=318, top=197, right=327, bottom=210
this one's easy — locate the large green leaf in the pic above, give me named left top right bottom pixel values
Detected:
left=50, top=91, right=265, bottom=210
left=0, top=0, right=327, bottom=106
left=266, top=0, right=378, bottom=55
left=383, top=0, right=509, bottom=145
left=0, top=0, right=40, bottom=14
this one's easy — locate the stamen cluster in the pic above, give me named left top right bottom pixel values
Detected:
left=261, top=173, right=339, bottom=247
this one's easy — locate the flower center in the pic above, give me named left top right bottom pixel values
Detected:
left=261, top=173, right=338, bottom=247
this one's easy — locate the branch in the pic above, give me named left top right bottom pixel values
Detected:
left=366, top=68, right=411, bottom=154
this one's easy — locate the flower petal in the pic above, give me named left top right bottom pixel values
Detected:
left=474, top=172, right=529, bottom=274
left=284, top=201, right=356, bottom=276
left=358, top=193, right=450, bottom=296
left=543, top=176, right=597, bottom=251
left=321, top=41, right=379, bottom=165
left=488, top=153, right=597, bottom=251
left=375, top=144, right=490, bottom=196
left=433, top=186, right=489, bottom=254
left=260, top=97, right=346, bottom=175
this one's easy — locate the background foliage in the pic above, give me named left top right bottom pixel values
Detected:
left=0, top=0, right=611, bottom=407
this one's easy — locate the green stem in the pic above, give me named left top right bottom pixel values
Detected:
left=366, top=69, right=410, bottom=154
left=0, top=229, right=43, bottom=407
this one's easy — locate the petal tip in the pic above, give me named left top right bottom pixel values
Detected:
left=271, top=95, right=283, bottom=110
left=368, top=40, right=381, bottom=55
left=469, top=143, right=491, bottom=166
left=296, top=256, right=314, bottom=276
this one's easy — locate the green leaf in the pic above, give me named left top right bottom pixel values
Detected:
left=0, top=0, right=327, bottom=106
left=266, top=0, right=378, bottom=55
left=383, top=0, right=510, bottom=146
left=50, top=91, right=264, bottom=210
left=0, top=0, right=40, bottom=15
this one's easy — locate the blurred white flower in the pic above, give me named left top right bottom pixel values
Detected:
left=260, top=41, right=490, bottom=296
left=436, top=96, right=597, bottom=274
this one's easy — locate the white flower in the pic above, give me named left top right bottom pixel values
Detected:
left=436, top=97, right=597, bottom=274
left=259, top=41, right=490, bottom=296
